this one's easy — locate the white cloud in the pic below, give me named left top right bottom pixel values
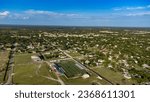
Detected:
left=126, top=7, right=145, bottom=10
left=126, top=12, right=150, bottom=16
left=0, top=9, right=80, bottom=21
left=114, top=5, right=150, bottom=11
left=0, top=11, right=10, bottom=16
left=25, top=10, right=54, bottom=15
left=25, top=10, right=79, bottom=17
left=8, top=13, right=29, bottom=20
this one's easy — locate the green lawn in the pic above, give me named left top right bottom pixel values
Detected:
left=60, top=75, right=109, bottom=85
left=13, top=53, right=59, bottom=85
left=92, top=66, right=137, bottom=85
left=15, top=53, right=33, bottom=65
left=39, top=62, right=57, bottom=79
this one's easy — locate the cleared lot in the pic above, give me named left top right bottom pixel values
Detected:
left=13, top=53, right=59, bottom=85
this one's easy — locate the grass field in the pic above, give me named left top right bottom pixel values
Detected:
left=92, top=66, right=137, bottom=85
left=38, top=62, right=57, bottom=79
left=13, top=53, right=59, bottom=85
left=0, top=51, right=9, bottom=84
left=15, top=53, right=33, bottom=65
left=0, top=71, right=5, bottom=84
left=57, top=60, right=85, bottom=78
left=60, top=75, right=110, bottom=85
left=0, top=51, right=9, bottom=70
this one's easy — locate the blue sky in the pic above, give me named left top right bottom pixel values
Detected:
left=0, top=0, right=150, bottom=27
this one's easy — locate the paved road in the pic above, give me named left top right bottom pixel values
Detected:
left=4, top=47, right=16, bottom=85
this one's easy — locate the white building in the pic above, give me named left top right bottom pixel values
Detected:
left=31, top=56, right=41, bottom=62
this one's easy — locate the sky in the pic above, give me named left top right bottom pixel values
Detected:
left=0, top=0, right=150, bottom=27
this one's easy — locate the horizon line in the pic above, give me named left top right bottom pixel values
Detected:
left=0, top=24, right=150, bottom=28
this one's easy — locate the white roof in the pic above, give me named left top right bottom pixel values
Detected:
left=82, top=74, right=90, bottom=79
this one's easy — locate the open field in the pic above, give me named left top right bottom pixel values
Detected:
left=0, top=51, right=9, bottom=70
left=60, top=75, right=110, bottom=85
left=92, top=66, right=137, bottom=85
left=0, top=51, right=9, bottom=83
left=57, top=60, right=86, bottom=78
left=0, top=71, right=5, bottom=84
left=39, top=62, right=57, bottom=79
left=13, top=53, right=59, bottom=85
